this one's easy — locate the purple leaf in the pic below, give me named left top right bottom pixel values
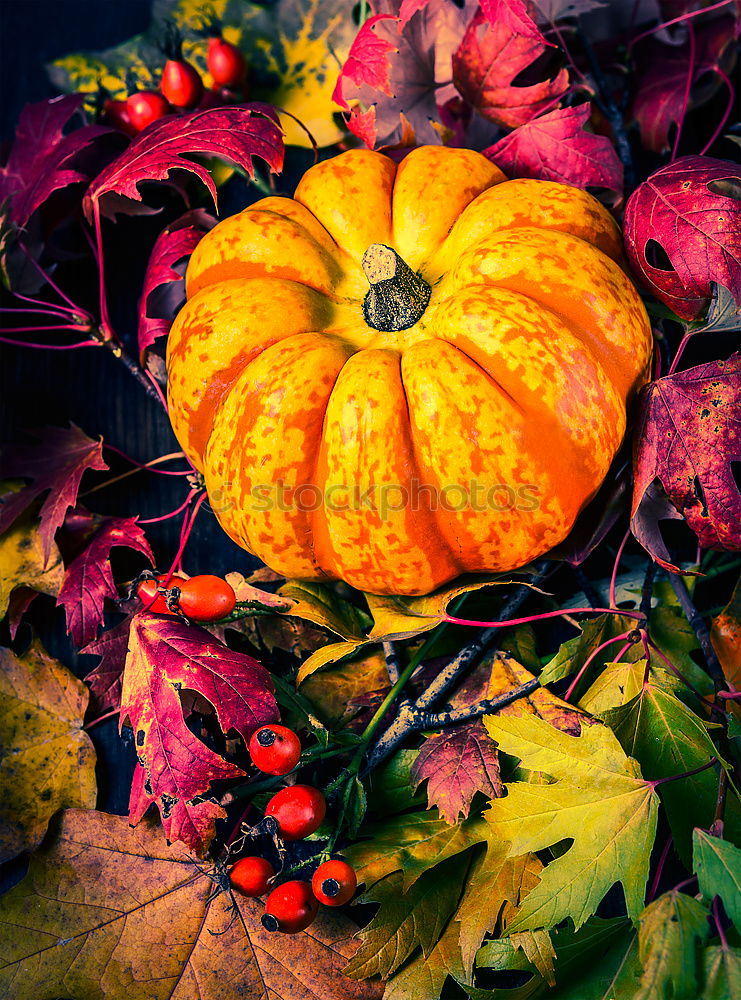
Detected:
left=58, top=517, right=153, bottom=647
left=82, top=616, right=134, bottom=716
left=83, top=104, right=284, bottom=222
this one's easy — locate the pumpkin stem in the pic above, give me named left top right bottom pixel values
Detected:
left=362, top=244, right=431, bottom=332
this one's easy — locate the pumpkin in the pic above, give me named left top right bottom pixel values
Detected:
left=167, top=146, right=652, bottom=596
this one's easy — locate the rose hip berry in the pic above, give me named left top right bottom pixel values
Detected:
left=311, top=859, right=357, bottom=906
left=249, top=725, right=302, bottom=776
left=265, top=785, right=326, bottom=841
left=262, top=880, right=318, bottom=933
left=229, top=856, right=275, bottom=897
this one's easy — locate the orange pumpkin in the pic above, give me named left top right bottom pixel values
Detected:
left=167, top=146, right=652, bottom=595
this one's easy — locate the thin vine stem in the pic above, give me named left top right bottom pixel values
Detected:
left=18, top=240, right=82, bottom=312
left=610, top=529, right=631, bottom=608
left=1, top=324, right=93, bottom=335
left=168, top=490, right=207, bottom=577
left=699, top=68, right=736, bottom=155
left=563, top=631, right=636, bottom=703
left=671, top=19, right=696, bottom=161
left=649, top=756, right=717, bottom=789
left=0, top=336, right=100, bottom=350
left=628, top=0, right=733, bottom=50
left=140, top=491, right=199, bottom=524
left=445, top=607, right=644, bottom=629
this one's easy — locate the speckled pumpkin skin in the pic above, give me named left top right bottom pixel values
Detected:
left=167, top=146, right=652, bottom=595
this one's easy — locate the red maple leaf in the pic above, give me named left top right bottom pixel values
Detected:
left=411, top=721, right=502, bottom=824
left=484, top=103, right=623, bottom=195
left=332, top=14, right=398, bottom=111
left=452, top=3, right=569, bottom=128
left=632, top=355, right=741, bottom=561
left=84, top=104, right=284, bottom=222
left=0, top=95, right=109, bottom=228
left=631, top=16, right=737, bottom=155
left=82, top=616, right=133, bottom=716
left=121, top=613, right=279, bottom=853
left=57, top=518, right=153, bottom=647
left=624, top=155, right=741, bottom=321
left=138, top=209, right=215, bottom=360
left=0, top=425, right=107, bottom=563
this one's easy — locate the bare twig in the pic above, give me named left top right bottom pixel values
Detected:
left=415, top=679, right=541, bottom=730
left=382, top=641, right=403, bottom=685
left=669, top=574, right=727, bottom=691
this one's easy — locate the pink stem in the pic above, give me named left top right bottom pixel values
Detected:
left=146, top=371, right=168, bottom=411
left=610, top=529, right=631, bottom=608
left=12, top=291, right=80, bottom=317
left=0, top=337, right=100, bottom=350
left=713, top=896, right=729, bottom=949
left=2, top=306, right=77, bottom=320
left=18, top=241, right=82, bottom=311
left=668, top=331, right=693, bottom=375
left=102, top=444, right=193, bottom=476
left=718, top=690, right=741, bottom=700
left=629, top=0, right=733, bottom=49
left=1, top=324, right=92, bottom=334
left=671, top=20, right=696, bottom=161
left=140, top=490, right=198, bottom=524
left=647, top=639, right=718, bottom=709
left=563, top=631, right=635, bottom=703
left=168, top=491, right=207, bottom=577
left=83, top=707, right=121, bottom=730
left=445, top=607, right=644, bottom=629
left=647, top=835, right=673, bottom=901
left=92, top=200, right=114, bottom=339
left=699, top=68, right=735, bottom=155
left=649, top=756, right=717, bottom=789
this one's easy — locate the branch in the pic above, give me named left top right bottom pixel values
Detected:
left=669, top=574, right=727, bottom=691
left=382, top=640, right=402, bottom=685
left=416, top=679, right=541, bottom=729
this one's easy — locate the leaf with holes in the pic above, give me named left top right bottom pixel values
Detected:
left=484, top=103, right=622, bottom=196
left=83, top=104, right=284, bottom=222
left=138, top=210, right=215, bottom=362
left=81, top=615, right=133, bottom=715
left=0, top=643, right=96, bottom=862
left=0, top=95, right=109, bottom=229
left=623, top=155, right=741, bottom=320
left=121, top=612, right=278, bottom=854
left=0, top=425, right=107, bottom=563
left=0, top=809, right=383, bottom=1000
left=57, top=517, right=153, bottom=647
left=452, top=1, right=569, bottom=129
left=631, top=355, right=741, bottom=558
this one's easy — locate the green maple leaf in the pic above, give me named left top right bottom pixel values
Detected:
left=578, top=658, right=647, bottom=715
left=599, top=672, right=723, bottom=864
left=344, top=854, right=469, bottom=980
left=635, top=890, right=710, bottom=1000
left=343, top=810, right=488, bottom=891
left=539, top=613, right=637, bottom=688
left=483, top=714, right=659, bottom=930
left=382, top=917, right=488, bottom=1000
left=702, top=944, right=741, bottom=1000
left=694, top=830, right=741, bottom=931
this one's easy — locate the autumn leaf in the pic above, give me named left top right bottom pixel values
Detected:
left=382, top=916, right=471, bottom=1000
left=84, top=103, right=284, bottom=222
left=0, top=94, right=109, bottom=229
left=693, top=829, right=741, bottom=931
left=623, top=155, right=741, bottom=320
left=0, top=809, right=383, bottom=1000
left=122, top=612, right=279, bottom=853
left=0, top=508, right=64, bottom=625
left=411, top=721, right=502, bottom=824
left=484, top=103, right=623, bottom=196
left=344, top=854, right=469, bottom=980
left=635, top=890, right=710, bottom=1000
left=57, top=515, right=153, bottom=647
left=332, top=13, right=398, bottom=111
left=452, top=2, right=569, bottom=128
left=0, top=643, right=96, bottom=862
left=631, top=355, right=741, bottom=559
left=484, top=714, right=659, bottom=930
left=138, top=210, right=215, bottom=362
left=484, top=651, right=589, bottom=734
left=711, top=574, right=741, bottom=715
left=702, top=945, right=741, bottom=1000
left=578, top=657, right=646, bottom=715
left=81, top=615, right=133, bottom=715
left=631, top=16, right=737, bottom=155
left=539, top=612, right=638, bottom=688
left=0, top=425, right=107, bottom=562
left=302, top=648, right=391, bottom=727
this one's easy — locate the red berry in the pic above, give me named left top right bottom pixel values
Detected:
left=229, top=856, right=275, bottom=897
left=126, top=91, right=170, bottom=132
left=161, top=58, right=204, bottom=109
left=207, top=36, right=247, bottom=87
left=137, top=573, right=186, bottom=614
left=175, top=575, right=236, bottom=622
left=249, top=725, right=302, bottom=776
left=262, top=880, right=318, bottom=934
left=265, top=785, right=326, bottom=841
left=102, top=98, right=137, bottom=136
left=312, top=859, right=357, bottom=906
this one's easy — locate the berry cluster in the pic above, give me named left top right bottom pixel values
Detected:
left=103, top=30, right=247, bottom=135
left=229, top=724, right=358, bottom=934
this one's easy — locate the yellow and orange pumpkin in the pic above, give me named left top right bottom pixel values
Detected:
left=167, top=146, right=652, bottom=595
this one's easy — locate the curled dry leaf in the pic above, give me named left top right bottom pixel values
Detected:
left=623, top=155, right=741, bottom=320
left=0, top=424, right=107, bottom=564
left=0, top=809, right=384, bottom=1000
left=57, top=515, right=153, bottom=647
left=0, top=643, right=96, bottom=863
left=121, top=612, right=279, bottom=854
left=452, top=2, right=568, bottom=129
left=631, top=355, right=741, bottom=560
left=84, top=103, right=284, bottom=221
left=484, top=103, right=623, bottom=196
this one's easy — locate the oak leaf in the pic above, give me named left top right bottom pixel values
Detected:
left=484, top=714, right=659, bottom=929
left=623, top=156, right=741, bottom=320
left=631, top=355, right=741, bottom=558
left=0, top=809, right=383, bottom=1000
left=0, top=424, right=107, bottom=563
left=484, top=103, right=622, bottom=195
left=122, top=612, right=279, bottom=854
left=452, top=2, right=569, bottom=128
left=0, top=643, right=96, bottom=862
left=57, top=515, right=153, bottom=647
